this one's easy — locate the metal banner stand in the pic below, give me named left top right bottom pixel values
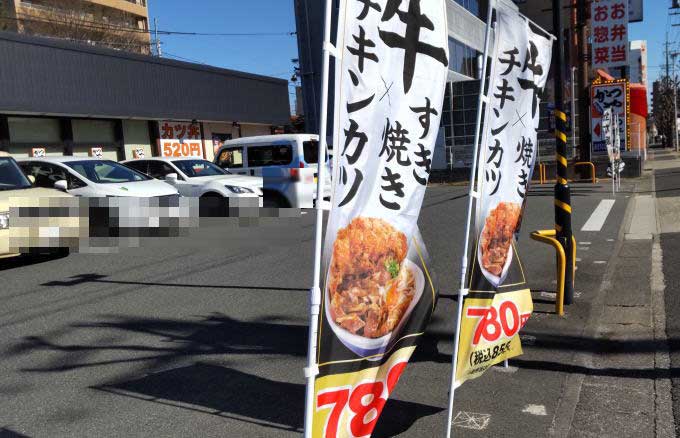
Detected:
left=303, top=0, right=334, bottom=436
left=444, top=1, right=495, bottom=436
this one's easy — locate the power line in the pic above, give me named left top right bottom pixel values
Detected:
left=3, top=13, right=295, bottom=37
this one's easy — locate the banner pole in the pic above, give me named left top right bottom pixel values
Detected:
left=445, top=2, right=495, bottom=437
left=304, top=0, right=334, bottom=436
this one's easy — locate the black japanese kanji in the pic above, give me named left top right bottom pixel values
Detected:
left=379, top=0, right=448, bottom=93
left=514, top=136, right=534, bottom=167
left=522, top=41, right=543, bottom=76
left=380, top=119, right=411, bottom=166
left=343, top=119, right=368, bottom=165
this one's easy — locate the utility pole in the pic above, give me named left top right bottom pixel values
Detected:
left=576, top=0, right=590, bottom=163
left=553, top=0, right=575, bottom=305
left=154, top=18, right=162, bottom=57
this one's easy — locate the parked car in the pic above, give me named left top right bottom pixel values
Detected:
left=18, top=157, right=179, bottom=198
left=0, top=153, right=79, bottom=259
left=122, top=157, right=262, bottom=202
left=214, top=134, right=331, bottom=208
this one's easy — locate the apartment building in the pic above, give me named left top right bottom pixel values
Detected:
left=0, top=0, right=151, bottom=53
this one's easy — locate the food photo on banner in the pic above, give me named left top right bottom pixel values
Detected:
left=454, top=3, right=553, bottom=388
left=308, top=0, right=449, bottom=437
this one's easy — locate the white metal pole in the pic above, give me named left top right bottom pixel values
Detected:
left=304, top=0, right=334, bottom=436
left=445, top=2, right=495, bottom=437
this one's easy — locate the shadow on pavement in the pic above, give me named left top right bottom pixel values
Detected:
left=94, top=361, right=442, bottom=436
left=0, top=251, right=69, bottom=272
left=512, top=358, right=680, bottom=380
left=0, top=428, right=30, bottom=438
left=41, top=273, right=308, bottom=293
left=5, top=313, right=308, bottom=372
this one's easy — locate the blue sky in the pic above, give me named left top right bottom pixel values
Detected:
left=148, top=0, right=660, bottom=108
left=148, top=0, right=299, bottom=105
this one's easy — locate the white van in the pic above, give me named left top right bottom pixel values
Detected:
left=214, top=134, right=331, bottom=208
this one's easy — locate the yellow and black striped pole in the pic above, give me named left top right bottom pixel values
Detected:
left=552, top=0, right=575, bottom=305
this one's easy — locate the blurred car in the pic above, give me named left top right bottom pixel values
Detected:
left=122, top=157, right=262, bottom=201
left=18, top=157, right=179, bottom=198
left=0, top=152, right=79, bottom=259
left=214, top=134, right=331, bottom=208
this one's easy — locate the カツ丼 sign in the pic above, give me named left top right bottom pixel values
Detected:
left=591, top=78, right=629, bottom=154
left=158, top=121, right=204, bottom=158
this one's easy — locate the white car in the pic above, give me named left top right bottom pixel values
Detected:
left=122, top=157, right=262, bottom=201
left=18, top=157, right=179, bottom=198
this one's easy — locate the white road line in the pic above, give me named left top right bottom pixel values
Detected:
left=580, top=241, right=592, bottom=245
left=581, top=199, right=616, bottom=232
left=522, top=405, right=547, bottom=416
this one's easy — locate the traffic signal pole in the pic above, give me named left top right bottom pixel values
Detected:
left=553, top=0, right=575, bottom=305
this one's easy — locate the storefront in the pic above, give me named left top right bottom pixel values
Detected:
left=0, top=31, right=290, bottom=161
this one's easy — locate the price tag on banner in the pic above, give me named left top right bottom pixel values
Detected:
left=455, top=290, right=533, bottom=384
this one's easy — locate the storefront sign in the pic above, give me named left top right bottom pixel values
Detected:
left=455, top=4, right=552, bottom=387
left=89, top=147, right=104, bottom=158
left=159, top=140, right=203, bottom=158
left=591, top=78, right=629, bottom=154
left=311, top=0, right=449, bottom=436
left=159, top=121, right=204, bottom=158
left=591, top=0, right=629, bottom=70
left=31, top=148, right=46, bottom=157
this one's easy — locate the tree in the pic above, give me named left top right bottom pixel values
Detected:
left=652, top=77, right=676, bottom=148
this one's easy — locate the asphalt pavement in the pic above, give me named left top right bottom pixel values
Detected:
left=0, top=173, right=651, bottom=437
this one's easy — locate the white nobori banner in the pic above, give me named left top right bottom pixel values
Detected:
left=477, top=5, right=553, bottom=233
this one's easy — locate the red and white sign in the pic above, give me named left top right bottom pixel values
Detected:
left=158, top=121, right=204, bottom=158
left=591, top=80, right=628, bottom=153
left=591, top=0, right=628, bottom=70
left=31, top=147, right=46, bottom=157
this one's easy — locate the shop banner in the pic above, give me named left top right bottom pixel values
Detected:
left=455, top=4, right=552, bottom=387
left=602, top=107, right=615, bottom=163
left=591, top=0, right=629, bottom=70
left=591, top=80, right=628, bottom=154
left=312, top=0, right=449, bottom=436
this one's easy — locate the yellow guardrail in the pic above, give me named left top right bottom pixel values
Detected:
left=573, top=162, right=597, bottom=184
left=529, top=230, right=577, bottom=316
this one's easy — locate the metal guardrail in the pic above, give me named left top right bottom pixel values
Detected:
left=529, top=229, right=577, bottom=316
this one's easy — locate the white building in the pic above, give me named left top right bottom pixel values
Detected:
left=629, top=40, right=648, bottom=88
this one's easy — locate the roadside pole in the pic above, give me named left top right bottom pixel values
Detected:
left=303, top=0, right=333, bottom=436
left=444, top=1, right=494, bottom=436
left=552, top=0, right=575, bottom=305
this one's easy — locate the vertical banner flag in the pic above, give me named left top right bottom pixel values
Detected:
left=591, top=0, right=629, bottom=70
left=591, top=79, right=629, bottom=153
left=602, top=107, right=615, bottom=163
left=455, top=5, right=552, bottom=387
left=312, top=1, right=448, bottom=436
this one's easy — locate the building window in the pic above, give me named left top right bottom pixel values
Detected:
left=448, top=38, right=480, bottom=80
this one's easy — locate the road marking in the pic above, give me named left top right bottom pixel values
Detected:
left=579, top=247, right=590, bottom=251
left=580, top=241, right=592, bottom=245
left=607, top=238, right=615, bottom=242
left=581, top=199, right=616, bottom=232
left=594, top=261, right=606, bottom=264
left=541, top=291, right=556, bottom=299
left=453, top=412, right=491, bottom=430
left=522, top=405, right=548, bottom=416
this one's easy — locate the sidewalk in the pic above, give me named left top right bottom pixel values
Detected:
left=549, top=149, right=678, bottom=438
